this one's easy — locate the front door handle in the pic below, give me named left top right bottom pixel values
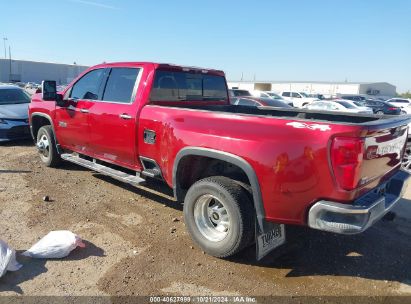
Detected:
left=80, top=109, right=89, bottom=113
left=119, top=114, right=132, bottom=120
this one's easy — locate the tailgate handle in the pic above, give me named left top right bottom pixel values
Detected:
left=80, top=109, right=89, bottom=113
left=119, top=113, right=132, bottom=120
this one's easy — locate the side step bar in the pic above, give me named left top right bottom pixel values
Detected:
left=61, top=153, right=145, bottom=186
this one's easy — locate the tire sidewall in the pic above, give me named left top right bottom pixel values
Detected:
left=184, top=181, right=244, bottom=257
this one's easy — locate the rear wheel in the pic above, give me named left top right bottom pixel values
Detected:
left=183, top=176, right=254, bottom=258
left=376, top=110, right=384, bottom=115
left=36, top=125, right=61, bottom=167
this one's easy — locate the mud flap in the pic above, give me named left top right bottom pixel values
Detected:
left=256, top=220, right=286, bottom=261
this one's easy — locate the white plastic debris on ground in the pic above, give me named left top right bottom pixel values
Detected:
left=0, top=239, right=22, bottom=278
left=22, top=231, right=85, bottom=259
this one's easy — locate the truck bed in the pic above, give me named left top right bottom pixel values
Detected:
left=171, top=104, right=409, bottom=125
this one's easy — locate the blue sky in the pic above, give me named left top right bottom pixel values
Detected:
left=1, top=0, right=410, bottom=92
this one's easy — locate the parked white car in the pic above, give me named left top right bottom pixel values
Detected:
left=306, top=100, right=374, bottom=114
left=385, top=98, right=411, bottom=114
left=279, top=91, right=319, bottom=108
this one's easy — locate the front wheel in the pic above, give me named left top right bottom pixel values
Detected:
left=36, top=125, right=61, bottom=167
left=183, top=176, right=254, bottom=258
left=402, top=142, right=411, bottom=172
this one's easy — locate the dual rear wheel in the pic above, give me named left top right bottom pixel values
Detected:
left=183, top=176, right=255, bottom=258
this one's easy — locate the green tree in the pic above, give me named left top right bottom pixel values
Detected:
left=398, top=91, right=411, bottom=98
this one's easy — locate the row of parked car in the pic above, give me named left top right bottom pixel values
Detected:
left=228, top=89, right=411, bottom=116
left=1, top=82, right=410, bottom=144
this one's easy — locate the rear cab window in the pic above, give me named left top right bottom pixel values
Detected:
left=150, top=70, right=228, bottom=102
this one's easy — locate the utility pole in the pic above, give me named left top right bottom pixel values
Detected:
left=2, top=37, right=7, bottom=59
left=8, top=45, right=12, bottom=82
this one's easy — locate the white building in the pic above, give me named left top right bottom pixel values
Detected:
left=227, top=81, right=397, bottom=98
left=0, top=59, right=89, bottom=85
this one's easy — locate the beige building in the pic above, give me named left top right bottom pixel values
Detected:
left=0, top=59, right=89, bottom=85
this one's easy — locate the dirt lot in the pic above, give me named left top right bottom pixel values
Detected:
left=0, top=141, right=411, bottom=299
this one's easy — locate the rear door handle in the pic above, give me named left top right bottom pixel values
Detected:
left=119, top=114, right=132, bottom=120
left=80, top=109, right=89, bottom=113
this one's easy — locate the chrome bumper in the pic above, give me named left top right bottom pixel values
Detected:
left=308, top=170, right=410, bottom=234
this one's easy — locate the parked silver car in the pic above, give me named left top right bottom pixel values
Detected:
left=0, top=85, right=31, bottom=142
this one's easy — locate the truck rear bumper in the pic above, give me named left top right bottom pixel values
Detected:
left=308, top=170, right=410, bottom=234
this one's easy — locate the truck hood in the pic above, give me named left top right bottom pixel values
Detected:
left=0, top=103, right=29, bottom=119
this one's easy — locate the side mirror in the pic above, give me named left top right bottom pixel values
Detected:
left=41, top=80, right=57, bottom=101
left=56, top=94, right=67, bottom=107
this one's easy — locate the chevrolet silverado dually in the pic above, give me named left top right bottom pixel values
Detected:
left=29, top=62, right=410, bottom=260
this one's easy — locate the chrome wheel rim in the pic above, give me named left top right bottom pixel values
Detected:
left=193, top=194, right=231, bottom=242
left=402, top=143, right=411, bottom=172
left=37, top=134, right=50, bottom=158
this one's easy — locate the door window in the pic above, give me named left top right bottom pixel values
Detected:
left=70, top=69, right=105, bottom=100
left=102, top=68, right=140, bottom=103
left=282, top=92, right=290, bottom=97
left=291, top=92, right=301, bottom=98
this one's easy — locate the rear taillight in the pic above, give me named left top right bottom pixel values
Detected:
left=388, top=107, right=397, bottom=111
left=331, top=137, right=365, bottom=191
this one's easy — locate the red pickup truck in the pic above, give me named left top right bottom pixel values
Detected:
left=29, top=62, right=410, bottom=260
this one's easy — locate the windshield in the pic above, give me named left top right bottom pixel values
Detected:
left=261, top=99, right=291, bottom=108
left=353, top=101, right=364, bottom=107
left=150, top=70, right=228, bottom=102
left=232, top=90, right=251, bottom=97
left=267, top=92, right=282, bottom=99
left=0, top=88, right=31, bottom=105
left=336, top=100, right=356, bottom=109
left=299, top=92, right=309, bottom=97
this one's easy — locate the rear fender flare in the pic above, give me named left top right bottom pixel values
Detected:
left=173, top=147, right=267, bottom=232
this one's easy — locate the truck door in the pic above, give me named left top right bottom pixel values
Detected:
left=55, top=68, right=105, bottom=153
left=87, top=67, right=142, bottom=169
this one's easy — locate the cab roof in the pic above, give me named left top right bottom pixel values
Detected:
left=90, top=62, right=225, bottom=77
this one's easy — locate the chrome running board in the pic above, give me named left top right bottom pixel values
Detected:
left=61, top=153, right=145, bottom=186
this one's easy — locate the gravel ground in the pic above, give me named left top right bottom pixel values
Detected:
left=0, top=141, right=410, bottom=299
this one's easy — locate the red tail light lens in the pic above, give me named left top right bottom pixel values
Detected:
left=388, top=107, right=397, bottom=111
left=331, top=137, right=365, bottom=190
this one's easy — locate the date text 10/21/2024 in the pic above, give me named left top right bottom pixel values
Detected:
left=149, top=296, right=257, bottom=303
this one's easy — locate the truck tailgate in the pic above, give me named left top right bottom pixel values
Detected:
left=361, top=122, right=408, bottom=186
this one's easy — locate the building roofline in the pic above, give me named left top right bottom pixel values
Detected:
left=0, top=58, right=89, bottom=68
left=227, top=80, right=394, bottom=86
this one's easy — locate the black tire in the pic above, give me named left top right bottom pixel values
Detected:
left=183, top=176, right=254, bottom=258
left=376, top=110, right=384, bottom=115
left=36, top=125, right=61, bottom=167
